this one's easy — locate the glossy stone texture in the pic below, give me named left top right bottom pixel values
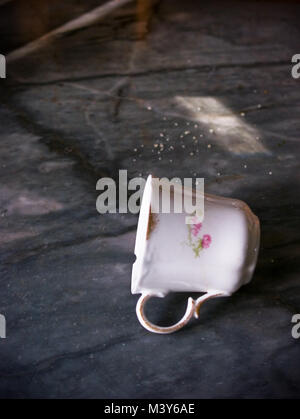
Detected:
left=0, top=0, right=299, bottom=399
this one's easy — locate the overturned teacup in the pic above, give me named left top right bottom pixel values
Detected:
left=131, top=175, right=260, bottom=334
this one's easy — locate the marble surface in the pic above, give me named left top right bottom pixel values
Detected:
left=0, top=0, right=299, bottom=398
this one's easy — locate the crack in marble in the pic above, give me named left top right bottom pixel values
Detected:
left=81, top=77, right=131, bottom=160
left=0, top=332, right=141, bottom=378
left=8, top=59, right=291, bottom=88
left=0, top=86, right=116, bottom=181
left=1, top=224, right=137, bottom=266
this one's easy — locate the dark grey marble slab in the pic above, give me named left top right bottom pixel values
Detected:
left=0, top=0, right=299, bottom=398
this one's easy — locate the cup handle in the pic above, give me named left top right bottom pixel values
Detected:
left=136, top=292, right=226, bottom=334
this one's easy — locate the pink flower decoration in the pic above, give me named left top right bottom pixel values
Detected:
left=202, top=234, right=212, bottom=249
left=191, top=215, right=200, bottom=224
left=191, top=222, right=202, bottom=237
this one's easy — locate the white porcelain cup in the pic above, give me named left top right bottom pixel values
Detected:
left=132, top=175, right=260, bottom=334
